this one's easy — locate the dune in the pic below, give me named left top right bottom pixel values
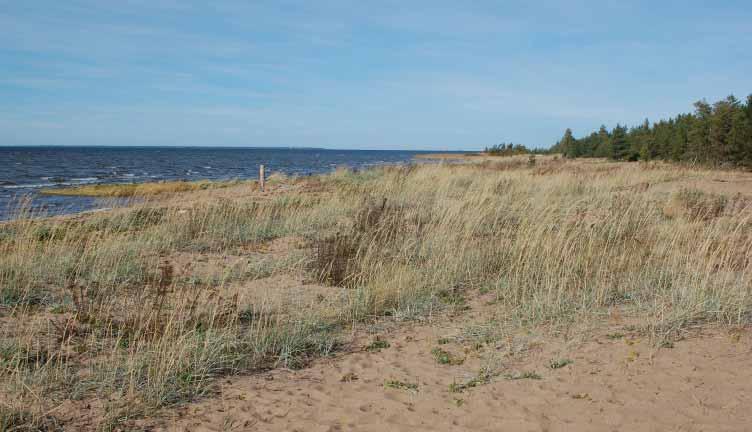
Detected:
left=2, top=157, right=751, bottom=431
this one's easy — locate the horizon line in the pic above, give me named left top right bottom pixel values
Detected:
left=0, top=144, right=482, bottom=152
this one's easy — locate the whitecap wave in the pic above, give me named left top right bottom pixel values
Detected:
left=3, top=183, right=56, bottom=189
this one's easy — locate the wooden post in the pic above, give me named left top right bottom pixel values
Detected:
left=259, top=164, right=265, bottom=192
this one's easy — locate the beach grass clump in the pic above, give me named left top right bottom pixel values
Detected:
left=384, top=380, right=418, bottom=391
left=504, top=371, right=542, bottom=380
left=0, top=405, right=63, bottom=432
left=431, top=347, right=464, bottom=365
left=365, top=337, right=390, bottom=352
left=663, top=187, right=728, bottom=220
left=549, top=358, right=573, bottom=369
left=449, top=365, right=502, bottom=393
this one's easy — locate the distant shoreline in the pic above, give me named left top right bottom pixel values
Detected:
left=0, top=145, right=475, bottom=152
left=413, top=152, right=484, bottom=159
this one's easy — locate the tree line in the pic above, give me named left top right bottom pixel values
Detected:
left=484, top=142, right=549, bottom=156
left=550, top=94, right=752, bottom=167
left=485, top=142, right=530, bottom=156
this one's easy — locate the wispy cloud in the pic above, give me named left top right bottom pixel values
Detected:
left=1, top=0, right=750, bottom=149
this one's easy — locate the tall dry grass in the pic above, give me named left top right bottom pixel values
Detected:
left=1, top=159, right=751, bottom=429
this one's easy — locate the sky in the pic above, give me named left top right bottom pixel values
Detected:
left=0, top=1, right=750, bottom=150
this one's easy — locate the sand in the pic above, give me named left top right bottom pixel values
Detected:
left=141, top=295, right=752, bottom=432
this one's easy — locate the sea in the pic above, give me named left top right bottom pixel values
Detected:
left=0, top=146, right=446, bottom=220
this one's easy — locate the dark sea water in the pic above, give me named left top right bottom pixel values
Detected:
left=0, top=146, right=443, bottom=220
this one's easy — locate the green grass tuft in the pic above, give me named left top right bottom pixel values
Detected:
left=431, top=347, right=464, bottom=365
left=549, top=358, right=573, bottom=369
left=384, top=380, right=418, bottom=391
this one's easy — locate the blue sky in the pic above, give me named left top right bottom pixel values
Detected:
left=1, top=1, right=750, bottom=150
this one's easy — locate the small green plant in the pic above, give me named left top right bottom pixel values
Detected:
left=548, top=358, right=573, bottom=369
left=384, top=380, right=418, bottom=391
left=659, top=340, right=675, bottom=349
left=340, top=372, right=359, bottom=382
left=237, top=307, right=259, bottom=325
left=448, top=382, right=463, bottom=393
left=365, top=337, right=390, bottom=352
left=48, top=303, right=68, bottom=314
left=449, top=367, right=500, bottom=393
left=504, top=371, right=542, bottom=380
left=606, top=332, right=624, bottom=340
left=458, top=321, right=504, bottom=348
left=431, top=347, right=464, bottom=365
left=437, top=337, right=451, bottom=345
left=435, top=288, right=471, bottom=313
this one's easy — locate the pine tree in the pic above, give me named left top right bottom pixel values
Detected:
left=560, top=129, right=577, bottom=158
left=688, top=100, right=712, bottom=162
left=669, top=124, right=687, bottom=161
left=634, top=118, right=654, bottom=160
left=610, top=124, right=629, bottom=160
left=708, top=97, right=738, bottom=163
left=594, top=125, right=610, bottom=157
left=729, top=110, right=752, bottom=166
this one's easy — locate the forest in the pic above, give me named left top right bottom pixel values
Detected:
left=548, top=94, right=752, bottom=167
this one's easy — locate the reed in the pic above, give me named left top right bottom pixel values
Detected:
left=39, top=179, right=247, bottom=197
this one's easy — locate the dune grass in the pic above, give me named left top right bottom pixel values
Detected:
left=1, top=159, right=751, bottom=429
left=39, top=179, right=247, bottom=197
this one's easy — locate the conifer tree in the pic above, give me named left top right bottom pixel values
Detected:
left=729, top=110, right=752, bottom=165
left=594, top=125, right=610, bottom=157
left=560, top=128, right=577, bottom=158
left=688, top=100, right=712, bottom=162
left=610, top=125, right=629, bottom=160
left=669, top=125, right=687, bottom=161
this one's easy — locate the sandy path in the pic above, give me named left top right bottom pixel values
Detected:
left=140, top=298, right=751, bottom=432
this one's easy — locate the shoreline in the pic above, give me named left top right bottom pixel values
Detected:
left=413, top=152, right=484, bottom=159
left=0, top=148, right=436, bottom=221
left=0, top=157, right=421, bottom=221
